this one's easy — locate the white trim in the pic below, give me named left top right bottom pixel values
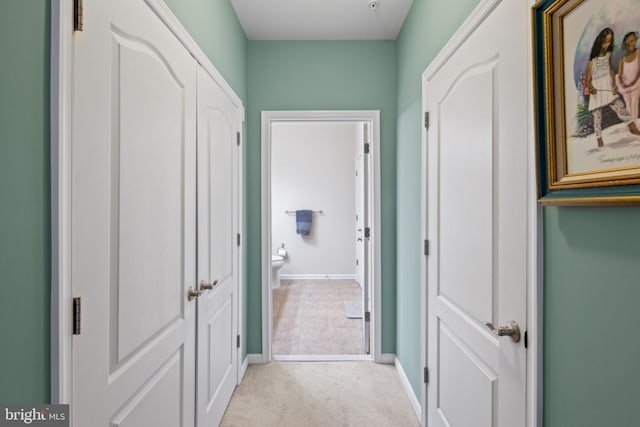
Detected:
left=279, top=274, right=356, bottom=280
left=239, top=355, right=249, bottom=383
left=236, top=128, right=245, bottom=386
left=53, top=0, right=246, bottom=412
left=379, top=353, right=396, bottom=364
left=50, top=0, right=73, bottom=405
left=527, top=1, right=543, bottom=425
left=420, top=1, right=540, bottom=426
left=144, top=0, right=244, bottom=119
left=261, top=110, right=382, bottom=364
left=394, top=357, right=421, bottom=422
left=422, top=0, right=502, bottom=82
left=273, top=354, right=372, bottom=362
left=246, top=354, right=264, bottom=364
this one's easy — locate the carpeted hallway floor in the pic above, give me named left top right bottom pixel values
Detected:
left=220, top=361, right=420, bottom=427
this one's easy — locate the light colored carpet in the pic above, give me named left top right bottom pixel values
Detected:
left=220, top=362, right=420, bottom=427
left=272, top=280, right=363, bottom=355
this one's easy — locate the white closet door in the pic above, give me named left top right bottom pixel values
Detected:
left=196, top=66, right=240, bottom=427
left=71, top=0, right=197, bottom=425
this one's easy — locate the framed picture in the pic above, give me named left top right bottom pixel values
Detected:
left=533, top=0, right=640, bottom=205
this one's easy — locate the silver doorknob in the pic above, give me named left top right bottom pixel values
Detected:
left=484, top=320, right=521, bottom=343
left=200, top=279, right=219, bottom=290
left=187, top=287, right=202, bottom=301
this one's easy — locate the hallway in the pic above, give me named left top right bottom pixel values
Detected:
left=220, top=362, right=420, bottom=427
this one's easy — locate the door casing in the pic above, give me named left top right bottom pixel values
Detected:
left=260, top=110, right=381, bottom=363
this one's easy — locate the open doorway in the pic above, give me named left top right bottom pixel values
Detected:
left=261, top=111, right=381, bottom=362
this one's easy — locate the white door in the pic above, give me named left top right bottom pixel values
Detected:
left=196, top=66, right=240, bottom=427
left=426, top=0, right=528, bottom=426
left=354, top=151, right=370, bottom=353
left=355, top=153, right=365, bottom=290
left=71, top=0, right=197, bottom=425
left=360, top=123, right=371, bottom=354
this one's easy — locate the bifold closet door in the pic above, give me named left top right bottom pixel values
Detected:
left=195, top=66, right=240, bottom=427
left=71, top=0, right=197, bottom=426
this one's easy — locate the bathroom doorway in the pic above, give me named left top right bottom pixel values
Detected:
left=261, top=110, right=380, bottom=362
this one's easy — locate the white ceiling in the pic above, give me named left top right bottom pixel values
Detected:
left=230, top=0, right=414, bottom=40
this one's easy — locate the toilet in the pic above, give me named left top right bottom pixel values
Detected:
left=271, top=255, right=285, bottom=289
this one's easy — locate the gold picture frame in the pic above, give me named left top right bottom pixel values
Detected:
left=533, top=0, right=640, bottom=205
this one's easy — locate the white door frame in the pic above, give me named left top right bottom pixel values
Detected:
left=419, top=1, right=542, bottom=426
left=261, top=110, right=382, bottom=363
left=50, top=0, right=246, bottom=406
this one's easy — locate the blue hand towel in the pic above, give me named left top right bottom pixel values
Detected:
left=296, top=210, right=313, bottom=236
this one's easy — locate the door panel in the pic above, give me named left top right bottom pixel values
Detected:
left=426, top=1, right=528, bottom=426
left=110, top=352, right=183, bottom=427
left=206, top=295, right=234, bottom=402
left=438, top=322, right=495, bottom=427
left=112, top=30, right=186, bottom=364
left=72, top=1, right=196, bottom=426
left=196, top=66, right=240, bottom=427
left=438, top=66, right=495, bottom=324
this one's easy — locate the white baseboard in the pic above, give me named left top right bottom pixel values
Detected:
left=379, top=353, right=396, bottom=364
left=247, top=354, right=264, bottom=364
left=279, top=274, right=356, bottom=280
left=273, top=354, right=372, bottom=362
left=395, top=357, right=421, bottom=422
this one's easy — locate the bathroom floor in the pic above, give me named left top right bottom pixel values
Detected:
left=272, top=279, right=364, bottom=355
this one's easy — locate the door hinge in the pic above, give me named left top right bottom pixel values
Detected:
left=236, top=132, right=241, bottom=146
left=73, top=297, right=81, bottom=335
left=424, top=367, right=429, bottom=384
left=424, top=111, right=430, bottom=129
left=236, top=334, right=241, bottom=349
left=237, top=233, right=241, bottom=246
left=364, top=227, right=370, bottom=238
left=424, top=239, right=429, bottom=256
left=364, top=311, right=370, bottom=322
left=364, top=143, right=370, bottom=154
left=73, top=0, right=84, bottom=32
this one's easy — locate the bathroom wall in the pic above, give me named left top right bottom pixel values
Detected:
left=271, top=121, right=358, bottom=278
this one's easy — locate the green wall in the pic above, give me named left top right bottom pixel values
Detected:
left=543, top=207, right=640, bottom=427
left=0, top=0, right=51, bottom=403
left=246, top=41, right=398, bottom=354
left=395, top=0, right=480, bottom=396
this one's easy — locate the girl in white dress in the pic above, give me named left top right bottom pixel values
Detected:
left=586, top=28, right=640, bottom=148
left=616, top=31, right=640, bottom=121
